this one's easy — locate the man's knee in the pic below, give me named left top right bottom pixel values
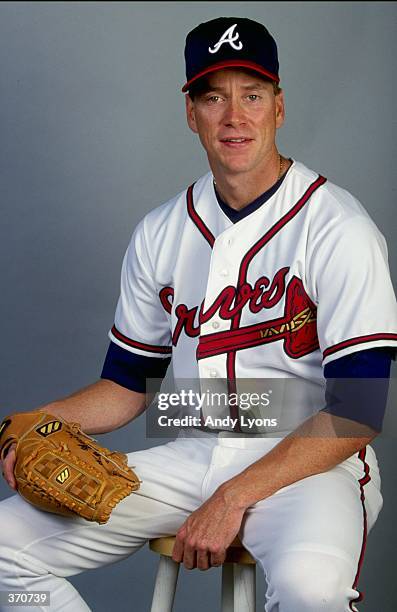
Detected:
left=0, top=495, right=62, bottom=584
left=267, top=550, right=356, bottom=611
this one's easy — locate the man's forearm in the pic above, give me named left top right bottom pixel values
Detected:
left=219, top=411, right=377, bottom=510
left=36, top=379, right=148, bottom=434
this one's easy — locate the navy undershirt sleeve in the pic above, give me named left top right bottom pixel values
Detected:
left=322, top=347, right=393, bottom=432
left=100, top=341, right=171, bottom=393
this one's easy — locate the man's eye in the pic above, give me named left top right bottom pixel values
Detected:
left=247, top=94, right=260, bottom=101
left=207, top=95, right=221, bottom=103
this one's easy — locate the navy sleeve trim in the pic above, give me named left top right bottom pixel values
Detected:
left=101, top=341, right=171, bottom=393
left=322, top=347, right=393, bottom=432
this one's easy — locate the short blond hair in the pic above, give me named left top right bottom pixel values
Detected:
left=273, top=82, right=282, bottom=96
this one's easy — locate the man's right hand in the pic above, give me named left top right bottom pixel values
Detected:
left=1, top=443, right=17, bottom=490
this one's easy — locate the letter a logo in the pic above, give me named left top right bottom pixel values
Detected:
left=208, top=24, right=243, bottom=54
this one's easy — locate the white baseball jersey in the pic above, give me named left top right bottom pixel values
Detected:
left=109, top=159, right=397, bottom=426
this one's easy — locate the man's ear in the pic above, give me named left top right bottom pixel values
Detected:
left=275, top=90, right=285, bottom=129
left=185, top=94, right=199, bottom=134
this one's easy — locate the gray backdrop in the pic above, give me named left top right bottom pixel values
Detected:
left=0, top=2, right=396, bottom=610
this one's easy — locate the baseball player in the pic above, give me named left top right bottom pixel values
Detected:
left=1, top=16, right=397, bottom=612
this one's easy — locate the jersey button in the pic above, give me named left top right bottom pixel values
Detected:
left=226, top=237, right=233, bottom=247
left=212, top=321, right=220, bottom=329
left=220, top=268, right=229, bottom=277
left=210, top=370, right=218, bottom=378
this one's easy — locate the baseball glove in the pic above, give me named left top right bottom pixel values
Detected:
left=0, top=410, right=140, bottom=524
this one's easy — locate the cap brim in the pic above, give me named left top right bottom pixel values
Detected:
left=181, top=59, right=279, bottom=92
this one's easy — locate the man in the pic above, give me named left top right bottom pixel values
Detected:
left=1, top=16, right=396, bottom=611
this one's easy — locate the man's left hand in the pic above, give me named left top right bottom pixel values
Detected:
left=172, top=486, right=246, bottom=570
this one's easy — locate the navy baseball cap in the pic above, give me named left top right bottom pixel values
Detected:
left=182, top=17, right=279, bottom=92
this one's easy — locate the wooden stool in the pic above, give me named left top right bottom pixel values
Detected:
left=149, top=536, right=256, bottom=612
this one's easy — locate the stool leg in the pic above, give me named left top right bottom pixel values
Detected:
left=234, top=565, right=256, bottom=612
left=221, top=563, right=256, bottom=612
left=221, top=563, right=234, bottom=611
left=150, top=555, right=180, bottom=612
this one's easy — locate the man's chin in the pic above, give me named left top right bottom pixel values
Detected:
left=208, top=152, right=258, bottom=177
left=219, top=162, right=256, bottom=176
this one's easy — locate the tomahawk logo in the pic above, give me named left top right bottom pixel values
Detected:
left=208, top=24, right=243, bottom=54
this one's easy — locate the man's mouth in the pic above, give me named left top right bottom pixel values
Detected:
left=220, top=137, right=252, bottom=143
left=220, top=137, right=253, bottom=148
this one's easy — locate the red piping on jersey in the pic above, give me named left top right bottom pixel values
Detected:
left=349, top=447, right=371, bottom=610
left=226, top=174, right=327, bottom=383
left=187, top=183, right=216, bottom=248
left=111, top=325, right=172, bottom=354
left=324, top=333, right=397, bottom=359
left=237, top=175, right=327, bottom=288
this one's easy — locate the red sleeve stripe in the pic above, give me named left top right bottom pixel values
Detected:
left=111, top=325, right=172, bottom=354
left=323, top=333, right=397, bottom=359
left=186, top=183, right=216, bottom=248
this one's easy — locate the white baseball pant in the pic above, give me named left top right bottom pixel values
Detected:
left=0, top=430, right=383, bottom=612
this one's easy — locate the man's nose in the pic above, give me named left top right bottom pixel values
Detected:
left=222, top=97, right=247, bottom=127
